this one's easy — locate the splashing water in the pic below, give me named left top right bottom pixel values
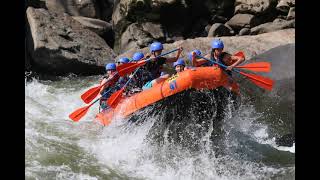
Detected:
left=25, top=76, right=294, bottom=180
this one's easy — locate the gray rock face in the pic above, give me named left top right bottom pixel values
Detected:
left=45, top=0, right=99, bottom=18
left=207, top=23, right=232, bottom=37
left=141, top=22, right=165, bottom=40
left=235, top=0, right=278, bottom=15
left=286, top=7, right=295, bottom=20
left=239, top=28, right=251, bottom=35
left=71, top=16, right=112, bottom=36
left=26, top=7, right=116, bottom=75
left=244, top=43, right=295, bottom=138
left=111, top=0, right=151, bottom=53
left=226, top=14, right=260, bottom=31
left=119, top=22, right=165, bottom=53
left=111, top=0, right=236, bottom=53
left=276, top=0, right=295, bottom=13
left=250, top=19, right=295, bottom=35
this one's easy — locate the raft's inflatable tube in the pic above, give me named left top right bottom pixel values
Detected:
left=95, top=66, right=239, bottom=126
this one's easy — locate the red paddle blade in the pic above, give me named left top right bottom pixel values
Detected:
left=107, top=88, right=125, bottom=108
left=235, top=62, right=271, bottom=72
left=69, top=105, right=91, bottom=122
left=240, top=71, right=274, bottom=91
left=81, top=86, right=101, bottom=104
left=117, top=61, right=146, bottom=76
left=233, top=51, right=245, bottom=58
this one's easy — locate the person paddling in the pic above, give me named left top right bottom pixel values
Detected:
left=173, top=58, right=186, bottom=73
left=144, top=42, right=183, bottom=79
left=142, top=58, right=186, bottom=90
left=191, top=39, right=245, bottom=72
left=125, top=52, right=154, bottom=94
left=117, top=57, right=130, bottom=66
left=99, top=63, right=120, bottom=111
left=188, top=49, right=202, bottom=66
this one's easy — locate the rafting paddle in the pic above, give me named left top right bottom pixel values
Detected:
left=108, top=48, right=183, bottom=108
left=80, top=49, right=180, bottom=104
left=69, top=88, right=114, bottom=122
left=197, top=55, right=274, bottom=91
left=235, top=62, right=271, bottom=72
left=232, top=51, right=270, bottom=72
left=107, top=67, right=143, bottom=108
left=116, top=48, right=180, bottom=77
left=81, top=74, right=119, bottom=104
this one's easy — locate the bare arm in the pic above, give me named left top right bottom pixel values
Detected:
left=225, top=55, right=245, bottom=71
left=229, top=55, right=245, bottom=67
left=155, top=74, right=170, bottom=83
left=165, top=47, right=183, bottom=63
left=99, top=78, right=108, bottom=94
left=192, top=53, right=211, bottom=67
left=151, top=74, right=170, bottom=87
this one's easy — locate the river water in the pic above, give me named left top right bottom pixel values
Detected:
left=25, top=70, right=294, bottom=180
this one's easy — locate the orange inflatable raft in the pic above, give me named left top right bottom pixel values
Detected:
left=95, top=66, right=240, bottom=126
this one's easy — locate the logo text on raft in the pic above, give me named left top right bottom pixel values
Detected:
left=169, top=80, right=178, bottom=90
left=167, top=74, right=179, bottom=82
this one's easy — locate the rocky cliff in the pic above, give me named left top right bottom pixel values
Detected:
left=25, top=0, right=295, bottom=76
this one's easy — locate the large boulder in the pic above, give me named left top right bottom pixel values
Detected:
left=45, top=0, right=100, bottom=18
left=111, top=0, right=235, bottom=53
left=226, top=13, right=261, bottom=31
left=71, top=16, right=115, bottom=47
left=286, top=7, right=295, bottom=20
left=207, top=23, right=232, bottom=37
left=141, top=22, right=165, bottom=40
left=239, top=27, right=251, bottom=35
left=111, top=0, right=189, bottom=51
left=118, top=29, right=295, bottom=64
left=119, top=22, right=165, bottom=53
left=71, top=16, right=112, bottom=36
left=111, top=0, right=155, bottom=53
left=250, top=19, right=295, bottom=35
left=111, top=0, right=156, bottom=33
left=242, top=43, right=295, bottom=143
left=276, top=0, right=295, bottom=13
left=235, top=0, right=278, bottom=15
left=26, top=7, right=116, bottom=75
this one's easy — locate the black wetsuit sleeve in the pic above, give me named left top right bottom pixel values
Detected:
left=158, top=57, right=166, bottom=66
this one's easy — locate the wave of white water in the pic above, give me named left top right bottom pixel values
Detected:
left=26, top=77, right=294, bottom=180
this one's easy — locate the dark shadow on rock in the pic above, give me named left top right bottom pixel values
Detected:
left=235, top=43, right=295, bottom=144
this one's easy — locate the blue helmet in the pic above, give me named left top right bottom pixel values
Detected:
left=118, top=57, right=130, bottom=64
left=173, top=58, right=185, bottom=67
left=211, top=39, right=224, bottom=49
left=132, top=52, right=144, bottom=61
left=150, top=42, right=163, bottom=52
left=105, top=63, right=116, bottom=71
left=188, top=49, right=202, bottom=61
